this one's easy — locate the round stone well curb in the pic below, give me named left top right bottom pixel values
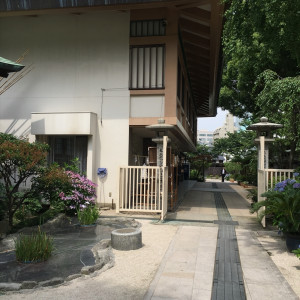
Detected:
left=111, top=228, right=142, bottom=251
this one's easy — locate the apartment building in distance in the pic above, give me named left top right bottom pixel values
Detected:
left=213, top=113, right=238, bottom=140
left=197, top=130, right=214, bottom=147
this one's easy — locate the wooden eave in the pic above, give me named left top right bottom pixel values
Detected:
left=177, top=0, right=224, bottom=117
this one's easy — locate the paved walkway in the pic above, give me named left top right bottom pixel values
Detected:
left=0, top=180, right=298, bottom=299
left=144, top=180, right=299, bottom=300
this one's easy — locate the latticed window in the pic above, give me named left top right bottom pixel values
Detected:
left=130, top=19, right=166, bottom=37
left=129, top=45, right=165, bottom=89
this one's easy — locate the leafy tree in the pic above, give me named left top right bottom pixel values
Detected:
left=212, top=128, right=257, bottom=184
left=224, top=162, right=242, bottom=177
left=186, top=144, right=212, bottom=180
left=255, top=70, right=300, bottom=168
left=212, top=128, right=256, bottom=161
left=220, top=0, right=299, bottom=117
left=0, top=133, right=49, bottom=226
left=220, top=0, right=300, bottom=167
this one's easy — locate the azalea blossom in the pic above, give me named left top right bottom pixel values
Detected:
left=59, top=171, right=97, bottom=211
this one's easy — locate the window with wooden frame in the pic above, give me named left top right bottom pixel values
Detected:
left=129, top=45, right=165, bottom=89
left=130, top=19, right=167, bottom=37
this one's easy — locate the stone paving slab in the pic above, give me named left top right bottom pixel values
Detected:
left=144, top=226, right=218, bottom=300
left=146, top=181, right=299, bottom=300
left=236, top=229, right=299, bottom=300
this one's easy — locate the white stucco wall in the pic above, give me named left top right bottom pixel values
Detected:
left=130, top=95, right=165, bottom=117
left=0, top=11, right=130, bottom=205
left=31, top=112, right=97, bottom=135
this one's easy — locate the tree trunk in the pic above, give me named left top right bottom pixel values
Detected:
left=8, top=212, right=13, bottom=227
left=288, top=143, right=296, bottom=169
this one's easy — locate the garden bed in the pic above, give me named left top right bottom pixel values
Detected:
left=0, top=215, right=140, bottom=289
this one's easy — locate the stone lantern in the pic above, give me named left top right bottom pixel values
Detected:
left=247, top=117, right=283, bottom=170
left=146, top=118, right=174, bottom=167
left=247, top=117, right=283, bottom=227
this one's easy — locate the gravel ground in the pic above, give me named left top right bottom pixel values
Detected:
left=1, top=220, right=299, bottom=299
left=1, top=219, right=178, bottom=300
left=1, top=210, right=299, bottom=299
left=256, top=230, right=300, bottom=297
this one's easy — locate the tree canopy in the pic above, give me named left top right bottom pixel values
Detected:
left=219, top=0, right=300, bottom=167
left=0, top=133, right=49, bottom=226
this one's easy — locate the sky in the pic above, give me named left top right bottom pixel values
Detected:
left=197, top=108, right=229, bottom=131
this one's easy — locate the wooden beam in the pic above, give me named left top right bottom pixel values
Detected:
left=188, top=67, right=210, bottom=75
left=187, top=61, right=210, bottom=70
left=189, top=69, right=210, bottom=77
left=198, top=91, right=210, bottom=97
left=180, top=7, right=211, bottom=23
left=184, top=44, right=210, bottom=59
left=189, top=73, right=210, bottom=82
left=191, top=82, right=208, bottom=89
left=209, top=0, right=225, bottom=110
left=186, top=53, right=210, bottom=64
left=186, top=55, right=210, bottom=66
left=193, top=88, right=209, bottom=94
left=182, top=31, right=210, bottom=49
left=175, top=0, right=211, bottom=9
left=179, top=18, right=210, bottom=37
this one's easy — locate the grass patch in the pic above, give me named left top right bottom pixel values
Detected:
left=77, top=205, right=99, bottom=226
left=15, top=227, right=54, bottom=263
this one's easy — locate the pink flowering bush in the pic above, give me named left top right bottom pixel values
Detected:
left=59, top=171, right=97, bottom=213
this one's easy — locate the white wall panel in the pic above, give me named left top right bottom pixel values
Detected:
left=130, top=95, right=164, bottom=118
left=0, top=11, right=130, bottom=205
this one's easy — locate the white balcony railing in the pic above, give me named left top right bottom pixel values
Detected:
left=118, top=166, right=168, bottom=220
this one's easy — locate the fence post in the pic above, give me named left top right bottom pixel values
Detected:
left=117, top=167, right=122, bottom=213
left=257, top=170, right=266, bottom=227
left=161, top=166, right=168, bottom=220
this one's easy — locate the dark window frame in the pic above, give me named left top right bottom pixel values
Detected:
left=129, top=44, right=165, bottom=90
left=130, top=19, right=166, bottom=37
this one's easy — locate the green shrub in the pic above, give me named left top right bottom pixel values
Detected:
left=14, top=197, right=43, bottom=223
left=292, top=248, right=300, bottom=260
left=13, top=207, right=61, bottom=232
left=224, top=162, right=242, bottom=177
left=32, top=163, right=71, bottom=211
left=247, top=188, right=258, bottom=203
left=77, top=205, right=99, bottom=225
left=15, top=227, right=54, bottom=263
left=235, top=174, right=242, bottom=181
left=250, top=176, right=300, bottom=234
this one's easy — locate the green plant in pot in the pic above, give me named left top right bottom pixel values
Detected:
left=251, top=173, right=300, bottom=251
left=77, top=205, right=99, bottom=226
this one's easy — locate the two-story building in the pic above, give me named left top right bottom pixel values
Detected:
left=0, top=0, right=224, bottom=217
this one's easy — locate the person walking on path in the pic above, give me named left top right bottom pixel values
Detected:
left=221, top=167, right=226, bottom=182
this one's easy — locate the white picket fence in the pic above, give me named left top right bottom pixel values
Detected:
left=118, top=166, right=168, bottom=220
left=257, top=168, right=295, bottom=226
